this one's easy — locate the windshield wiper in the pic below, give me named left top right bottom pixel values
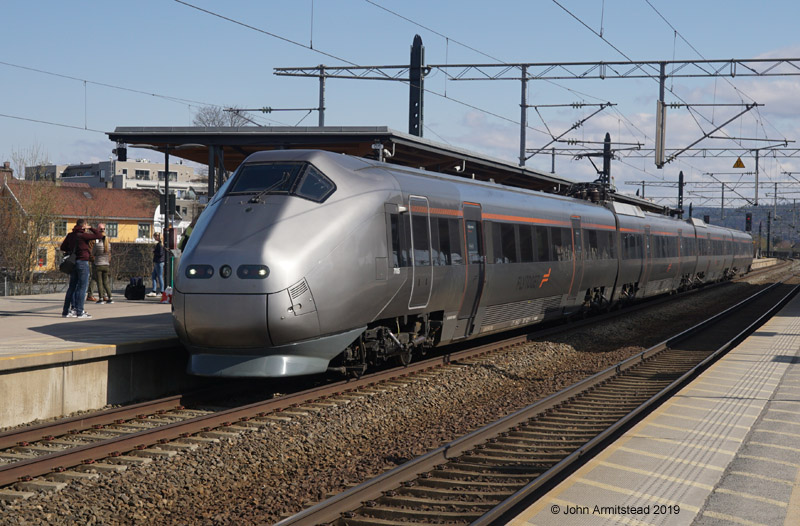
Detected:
left=247, top=173, right=290, bottom=204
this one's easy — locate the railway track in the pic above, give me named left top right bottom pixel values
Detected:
left=0, top=265, right=788, bottom=498
left=276, top=280, right=799, bottom=526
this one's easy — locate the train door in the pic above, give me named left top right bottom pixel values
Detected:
left=567, top=216, right=584, bottom=302
left=408, top=196, right=432, bottom=309
left=453, top=203, right=485, bottom=339
left=640, top=226, right=652, bottom=291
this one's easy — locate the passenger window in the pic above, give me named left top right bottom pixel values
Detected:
left=501, top=223, right=517, bottom=263
left=465, top=221, right=482, bottom=264
left=534, top=226, right=550, bottom=261
left=449, top=218, right=463, bottom=265
left=411, top=214, right=431, bottom=267
left=519, top=226, right=534, bottom=262
left=555, top=228, right=573, bottom=261
left=295, top=165, right=335, bottom=202
left=437, top=218, right=451, bottom=265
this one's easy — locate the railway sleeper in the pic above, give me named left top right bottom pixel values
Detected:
left=377, top=493, right=500, bottom=510
left=439, top=462, right=545, bottom=477
left=357, top=504, right=483, bottom=522
left=399, top=485, right=511, bottom=501
left=470, top=450, right=572, bottom=462
left=420, top=476, right=526, bottom=491
left=490, top=441, right=586, bottom=452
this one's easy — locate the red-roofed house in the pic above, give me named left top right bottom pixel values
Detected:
left=1, top=179, right=159, bottom=271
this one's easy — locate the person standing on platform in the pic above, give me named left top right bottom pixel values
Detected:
left=60, top=219, right=103, bottom=318
left=86, top=239, right=98, bottom=302
left=147, top=232, right=166, bottom=298
left=91, top=223, right=113, bottom=304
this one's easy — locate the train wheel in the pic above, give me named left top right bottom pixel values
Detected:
left=394, top=350, right=413, bottom=367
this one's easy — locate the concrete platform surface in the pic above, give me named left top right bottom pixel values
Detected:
left=510, top=291, right=800, bottom=526
left=0, top=291, right=176, bottom=372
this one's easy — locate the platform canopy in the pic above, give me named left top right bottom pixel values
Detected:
left=107, top=125, right=668, bottom=213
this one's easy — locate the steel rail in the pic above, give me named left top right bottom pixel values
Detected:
left=274, top=281, right=796, bottom=526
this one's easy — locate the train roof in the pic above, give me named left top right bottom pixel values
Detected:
left=108, top=125, right=671, bottom=214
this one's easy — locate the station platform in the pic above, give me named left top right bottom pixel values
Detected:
left=510, top=291, right=800, bottom=525
left=0, top=291, right=191, bottom=429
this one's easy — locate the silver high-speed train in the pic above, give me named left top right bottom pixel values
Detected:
left=172, top=149, right=753, bottom=378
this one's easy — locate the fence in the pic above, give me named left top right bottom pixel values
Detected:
left=1, top=242, right=155, bottom=297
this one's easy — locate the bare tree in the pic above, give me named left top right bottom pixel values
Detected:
left=12, top=143, right=51, bottom=181
left=0, top=144, right=59, bottom=293
left=0, top=181, right=59, bottom=293
left=192, top=105, right=254, bottom=127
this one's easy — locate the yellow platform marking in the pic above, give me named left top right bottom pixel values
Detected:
left=684, top=385, right=776, bottom=396
left=728, top=471, right=793, bottom=486
left=765, top=407, right=800, bottom=415
left=668, top=401, right=761, bottom=419
left=753, top=428, right=800, bottom=439
left=693, top=379, right=778, bottom=390
left=0, top=338, right=173, bottom=362
left=715, top=487, right=787, bottom=507
left=786, top=462, right=800, bottom=526
left=738, top=454, right=800, bottom=468
left=645, top=422, right=748, bottom=441
left=597, top=461, right=714, bottom=490
left=658, top=412, right=752, bottom=430
left=702, top=510, right=770, bottom=526
left=762, top=417, right=800, bottom=426
left=617, top=446, right=728, bottom=471
left=748, top=440, right=800, bottom=453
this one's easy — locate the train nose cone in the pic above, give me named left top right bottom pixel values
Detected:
left=182, top=293, right=270, bottom=348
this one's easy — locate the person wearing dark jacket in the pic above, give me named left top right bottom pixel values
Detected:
left=60, top=219, right=104, bottom=318
left=147, top=232, right=166, bottom=297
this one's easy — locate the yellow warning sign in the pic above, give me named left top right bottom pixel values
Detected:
left=733, top=157, right=746, bottom=169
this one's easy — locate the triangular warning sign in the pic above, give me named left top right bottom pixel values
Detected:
left=733, top=157, right=745, bottom=169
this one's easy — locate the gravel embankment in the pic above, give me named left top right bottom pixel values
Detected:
left=1, top=265, right=794, bottom=525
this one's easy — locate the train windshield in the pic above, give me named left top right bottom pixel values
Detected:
left=226, top=162, right=335, bottom=203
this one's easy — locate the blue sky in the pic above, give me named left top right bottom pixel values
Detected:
left=3, top=0, right=800, bottom=207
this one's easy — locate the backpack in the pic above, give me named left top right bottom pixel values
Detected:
left=124, top=277, right=146, bottom=300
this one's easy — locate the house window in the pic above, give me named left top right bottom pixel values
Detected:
left=138, top=223, right=151, bottom=239
left=37, top=247, right=47, bottom=268
left=157, top=171, right=178, bottom=181
left=54, top=221, right=67, bottom=237
left=135, top=170, right=150, bottom=180
left=106, top=223, right=118, bottom=238
left=122, top=168, right=129, bottom=178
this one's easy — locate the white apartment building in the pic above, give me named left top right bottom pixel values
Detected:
left=26, top=159, right=208, bottom=227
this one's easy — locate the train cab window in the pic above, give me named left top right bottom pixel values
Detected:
left=227, top=162, right=335, bottom=203
left=228, top=162, right=302, bottom=195
left=519, top=226, right=534, bottom=263
left=295, top=165, right=335, bottom=202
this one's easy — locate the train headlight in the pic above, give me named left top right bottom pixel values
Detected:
left=186, top=265, right=214, bottom=279
left=237, top=265, right=270, bottom=279
left=220, top=265, right=233, bottom=279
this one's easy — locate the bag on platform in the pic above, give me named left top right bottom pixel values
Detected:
left=58, top=251, right=77, bottom=274
left=124, top=277, right=146, bottom=300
